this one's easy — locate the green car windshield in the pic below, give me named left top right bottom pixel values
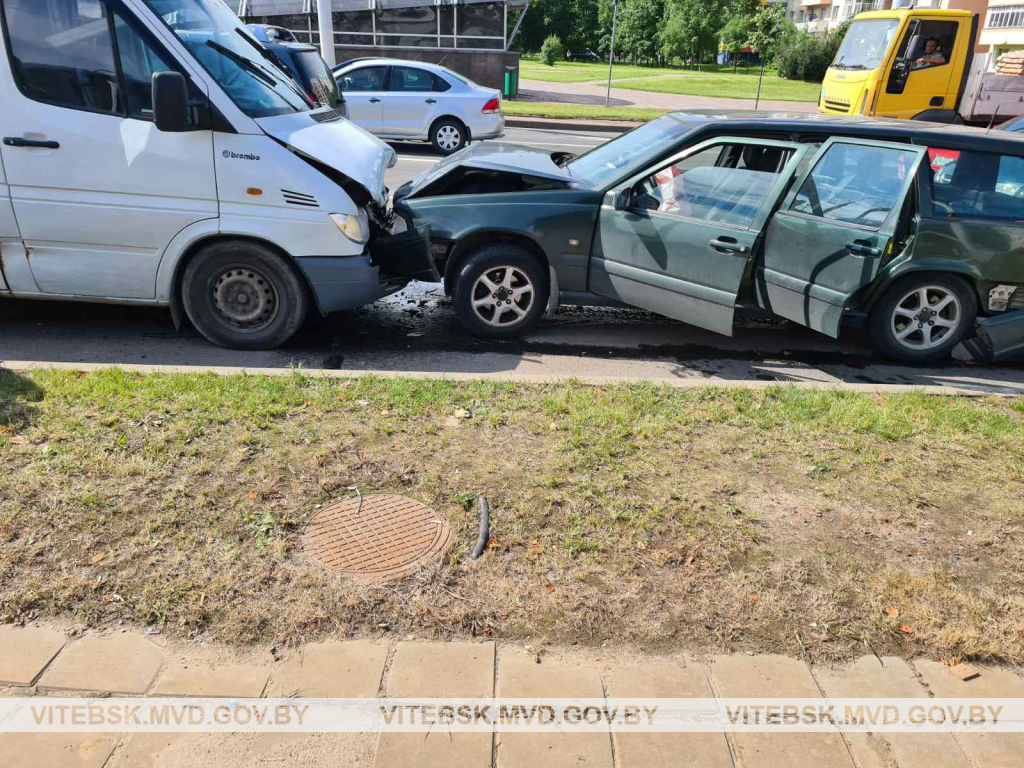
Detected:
left=566, top=113, right=701, bottom=189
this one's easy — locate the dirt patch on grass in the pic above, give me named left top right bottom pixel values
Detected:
left=1, top=369, right=1022, bottom=664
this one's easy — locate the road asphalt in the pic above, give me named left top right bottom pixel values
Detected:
left=2, top=126, right=1022, bottom=395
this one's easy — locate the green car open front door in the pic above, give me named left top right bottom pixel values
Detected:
left=757, top=137, right=927, bottom=337
left=589, top=138, right=810, bottom=336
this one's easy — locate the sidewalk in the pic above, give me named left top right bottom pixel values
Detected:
left=519, top=78, right=820, bottom=114
left=2, top=624, right=1022, bottom=767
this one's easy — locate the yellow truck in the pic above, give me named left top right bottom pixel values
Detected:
left=817, top=8, right=1010, bottom=124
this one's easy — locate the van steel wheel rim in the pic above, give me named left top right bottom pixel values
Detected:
left=471, top=266, right=534, bottom=328
left=437, top=125, right=461, bottom=151
left=890, top=285, right=961, bottom=350
left=212, top=266, right=279, bottom=332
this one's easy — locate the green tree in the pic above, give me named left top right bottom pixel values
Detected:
left=661, top=0, right=726, bottom=69
left=719, top=14, right=752, bottom=72
left=748, top=2, right=795, bottom=67
left=617, top=0, right=666, bottom=65
left=540, top=34, right=565, bottom=65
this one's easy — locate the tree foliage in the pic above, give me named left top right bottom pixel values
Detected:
left=661, top=0, right=726, bottom=68
left=747, top=2, right=795, bottom=67
left=540, top=34, right=565, bottom=66
left=776, top=20, right=851, bottom=81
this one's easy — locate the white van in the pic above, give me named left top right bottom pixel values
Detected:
left=0, top=0, right=435, bottom=349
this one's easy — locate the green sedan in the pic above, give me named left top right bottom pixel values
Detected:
left=393, top=111, right=1024, bottom=363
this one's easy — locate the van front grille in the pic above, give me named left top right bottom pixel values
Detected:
left=282, top=189, right=319, bottom=208
left=823, top=99, right=851, bottom=113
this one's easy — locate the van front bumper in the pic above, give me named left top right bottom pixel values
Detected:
left=294, top=225, right=438, bottom=314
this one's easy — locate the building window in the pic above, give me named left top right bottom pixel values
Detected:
left=988, top=5, right=1024, bottom=29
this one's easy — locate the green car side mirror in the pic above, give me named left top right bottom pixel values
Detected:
left=614, top=187, right=632, bottom=211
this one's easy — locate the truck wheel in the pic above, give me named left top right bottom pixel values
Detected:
left=453, top=244, right=549, bottom=339
left=181, top=240, right=310, bottom=350
left=868, top=274, right=977, bottom=363
left=430, top=118, right=467, bottom=155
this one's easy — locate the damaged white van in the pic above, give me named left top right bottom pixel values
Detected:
left=0, top=0, right=435, bottom=349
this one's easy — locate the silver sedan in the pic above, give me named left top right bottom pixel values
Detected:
left=333, top=58, right=504, bottom=155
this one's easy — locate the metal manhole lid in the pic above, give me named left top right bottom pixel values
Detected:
left=306, top=495, right=451, bottom=581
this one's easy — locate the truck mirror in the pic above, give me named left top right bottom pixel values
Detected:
left=153, top=71, right=191, bottom=133
left=614, top=187, right=633, bottom=211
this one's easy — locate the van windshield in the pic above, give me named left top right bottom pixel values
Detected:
left=142, top=0, right=310, bottom=117
left=831, top=18, right=901, bottom=71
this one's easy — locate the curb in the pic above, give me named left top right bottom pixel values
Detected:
left=504, top=116, right=638, bottom=133
left=2, top=360, right=1013, bottom=397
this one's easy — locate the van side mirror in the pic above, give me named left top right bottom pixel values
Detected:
left=153, top=71, right=191, bottom=132
left=614, top=186, right=633, bottom=211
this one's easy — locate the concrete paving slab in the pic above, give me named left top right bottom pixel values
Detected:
left=269, top=639, right=387, bottom=698
left=914, top=659, right=1024, bottom=767
left=0, top=625, right=66, bottom=685
left=109, top=732, right=375, bottom=768
left=0, top=732, right=119, bottom=768
left=375, top=642, right=495, bottom=768
left=151, top=661, right=269, bottom=698
left=814, top=656, right=968, bottom=768
left=710, top=654, right=854, bottom=768
left=607, top=661, right=732, bottom=768
left=39, top=633, right=163, bottom=694
left=496, top=650, right=613, bottom=768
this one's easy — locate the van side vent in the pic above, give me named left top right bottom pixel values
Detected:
left=282, top=189, right=319, bottom=208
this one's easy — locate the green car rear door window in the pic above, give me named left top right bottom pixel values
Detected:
left=790, top=143, right=913, bottom=229
left=927, top=148, right=1024, bottom=220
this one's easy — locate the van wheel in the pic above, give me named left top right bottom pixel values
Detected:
left=431, top=118, right=467, bottom=155
left=869, top=274, right=977, bottom=363
left=181, top=240, right=310, bottom=350
left=453, top=244, right=548, bottom=339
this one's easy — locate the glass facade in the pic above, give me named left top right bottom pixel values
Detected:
left=238, top=1, right=511, bottom=50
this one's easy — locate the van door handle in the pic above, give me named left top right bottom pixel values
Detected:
left=846, top=242, right=882, bottom=257
left=425, top=98, right=437, bottom=104
left=708, top=238, right=749, bottom=254
left=4, top=137, right=59, bottom=149
left=369, top=97, right=381, bottom=103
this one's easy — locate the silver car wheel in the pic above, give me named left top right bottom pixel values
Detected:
left=471, top=266, right=535, bottom=328
left=436, top=125, right=461, bottom=152
left=890, top=285, right=962, bottom=350
left=212, top=266, right=279, bottom=332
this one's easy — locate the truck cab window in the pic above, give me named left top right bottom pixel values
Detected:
left=2, top=0, right=120, bottom=114
left=112, top=11, right=177, bottom=120
left=894, top=20, right=958, bottom=71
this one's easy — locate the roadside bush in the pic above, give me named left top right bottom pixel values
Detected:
left=540, top=35, right=564, bottom=66
left=777, top=21, right=850, bottom=81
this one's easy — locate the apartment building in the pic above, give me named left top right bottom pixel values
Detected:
left=791, top=0, right=987, bottom=36
left=981, top=0, right=1024, bottom=64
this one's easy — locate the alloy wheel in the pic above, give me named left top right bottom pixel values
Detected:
left=890, top=285, right=962, bottom=350
left=470, top=266, right=535, bottom=328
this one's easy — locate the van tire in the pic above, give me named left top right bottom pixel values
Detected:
left=453, top=244, right=548, bottom=339
left=181, top=240, right=310, bottom=350
left=430, top=117, right=467, bottom=155
left=869, top=274, right=977, bottom=363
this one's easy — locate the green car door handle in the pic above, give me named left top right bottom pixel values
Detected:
left=708, top=238, right=749, bottom=254
left=846, top=242, right=882, bottom=257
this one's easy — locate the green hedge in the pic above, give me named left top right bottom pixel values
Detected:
left=777, top=21, right=850, bottom=82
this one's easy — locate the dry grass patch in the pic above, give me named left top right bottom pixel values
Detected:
left=1, top=369, right=1022, bottom=664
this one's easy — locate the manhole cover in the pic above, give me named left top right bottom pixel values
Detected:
left=306, top=495, right=451, bottom=580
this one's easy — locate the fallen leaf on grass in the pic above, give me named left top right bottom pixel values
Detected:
left=885, top=606, right=899, bottom=618
left=486, top=538, right=502, bottom=549
left=530, top=542, right=542, bottom=554
left=91, top=553, right=106, bottom=564
left=748, top=593, right=759, bottom=602
left=10, top=435, right=27, bottom=445
left=545, top=584, right=554, bottom=593
left=900, top=624, right=915, bottom=634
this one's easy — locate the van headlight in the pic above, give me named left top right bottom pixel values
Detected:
left=330, top=211, right=369, bottom=244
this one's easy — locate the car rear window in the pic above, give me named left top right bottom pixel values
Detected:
left=292, top=50, right=343, bottom=109
left=927, top=148, right=1024, bottom=221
